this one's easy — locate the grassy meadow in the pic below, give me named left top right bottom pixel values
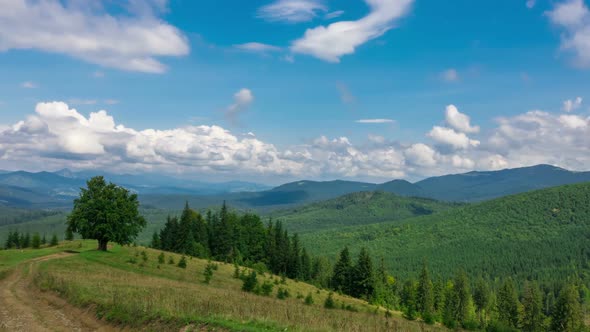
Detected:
left=21, top=240, right=448, bottom=331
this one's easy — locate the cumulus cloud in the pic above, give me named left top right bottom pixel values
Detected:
left=428, top=126, right=481, bottom=150
left=2, top=100, right=590, bottom=182
left=0, top=0, right=189, bottom=73
left=257, top=0, right=327, bottom=23
left=562, top=96, right=583, bottom=111
left=291, top=0, right=414, bottom=62
left=445, top=105, right=480, bottom=133
left=547, top=0, right=590, bottom=68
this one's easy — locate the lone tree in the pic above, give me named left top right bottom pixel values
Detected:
left=67, top=176, right=146, bottom=251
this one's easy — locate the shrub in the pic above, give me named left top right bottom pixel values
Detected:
left=277, top=287, right=290, bottom=300
left=324, top=292, right=336, bottom=309
left=233, top=263, right=240, bottom=279
left=261, top=280, right=274, bottom=296
left=177, top=256, right=187, bottom=268
left=141, top=251, right=148, bottom=263
left=158, top=252, right=165, bottom=264
left=50, top=234, right=59, bottom=246
left=305, top=293, right=314, bottom=305
left=168, top=256, right=175, bottom=265
left=242, top=271, right=258, bottom=292
left=203, top=262, right=215, bottom=284
left=252, top=262, right=268, bottom=275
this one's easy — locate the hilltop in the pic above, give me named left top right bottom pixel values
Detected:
left=272, top=191, right=461, bottom=234
left=299, top=182, right=590, bottom=283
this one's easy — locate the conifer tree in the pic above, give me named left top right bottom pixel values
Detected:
left=497, top=278, right=520, bottom=329
left=31, top=233, right=41, bottom=249
left=473, top=277, right=490, bottom=327
left=352, top=248, right=374, bottom=299
left=417, top=261, right=435, bottom=323
left=551, top=284, right=583, bottom=332
left=65, top=227, right=74, bottom=241
left=331, top=247, right=353, bottom=294
left=50, top=233, right=59, bottom=246
left=522, top=281, right=545, bottom=332
left=41, top=234, right=47, bottom=245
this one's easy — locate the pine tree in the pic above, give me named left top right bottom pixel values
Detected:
left=41, top=234, right=47, bottom=245
left=417, top=261, right=435, bottom=323
left=50, top=234, right=59, bottom=246
left=242, top=271, right=258, bottom=292
left=331, top=247, right=353, bottom=294
left=177, top=255, right=187, bottom=268
left=522, top=281, right=545, bottom=332
left=401, top=279, right=418, bottom=320
left=150, top=231, right=161, bottom=249
left=31, top=233, right=41, bottom=249
left=551, top=284, right=583, bottom=332
left=300, top=248, right=312, bottom=281
left=497, top=278, right=520, bottom=329
left=352, top=248, right=374, bottom=299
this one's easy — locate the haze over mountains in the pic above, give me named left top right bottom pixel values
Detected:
left=1, top=164, right=590, bottom=211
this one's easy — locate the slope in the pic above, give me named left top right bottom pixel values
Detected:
left=300, top=182, right=590, bottom=283
left=273, top=191, right=461, bottom=234
left=7, top=240, right=447, bottom=332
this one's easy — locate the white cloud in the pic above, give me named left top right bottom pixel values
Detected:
left=234, top=42, right=282, bottom=53
left=547, top=0, right=590, bottom=68
left=428, top=126, right=480, bottom=150
left=291, top=0, right=414, bottom=62
left=92, top=71, right=105, bottom=78
left=356, top=119, right=395, bottom=124
left=562, top=96, right=583, bottom=111
left=68, top=99, right=98, bottom=106
left=441, top=68, right=459, bottom=82
left=104, top=99, right=120, bottom=105
left=2, top=100, right=590, bottom=182
left=445, top=105, right=480, bottom=133
left=404, top=143, right=437, bottom=167
left=257, top=0, right=327, bottom=23
left=0, top=0, right=189, bottom=73
left=21, top=81, right=37, bottom=89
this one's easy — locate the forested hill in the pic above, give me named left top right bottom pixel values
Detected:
left=300, top=182, right=590, bottom=284
left=273, top=191, right=461, bottom=234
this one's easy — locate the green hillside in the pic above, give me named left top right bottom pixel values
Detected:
left=1, top=241, right=445, bottom=332
left=299, top=182, right=590, bottom=284
left=273, top=191, right=461, bottom=234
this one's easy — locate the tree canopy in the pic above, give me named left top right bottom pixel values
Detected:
left=67, top=176, right=146, bottom=251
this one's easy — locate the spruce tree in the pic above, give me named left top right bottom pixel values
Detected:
left=31, top=233, right=41, bottom=249
left=417, top=261, right=435, bottom=323
left=41, top=234, right=47, bottom=245
left=401, top=279, right=418, bottom=320
left=65, top=227, right=74, bottom=241
left=497, top=278, right=520, bottom=329
left=522, top=281, right=545, bottom=332
left=50, top=234, right=59, bottom=246
left=551, top=284, right=583, bottom=332
left=150, top=231, right=161, bottom=249
left=331, top=247, right=353, bottom=294
left=352, top=248, right=374, bottom=299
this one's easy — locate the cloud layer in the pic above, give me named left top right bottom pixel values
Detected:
left=1, top=101, right=589, bottom=182
left=0, top=0, right=189, bottom=73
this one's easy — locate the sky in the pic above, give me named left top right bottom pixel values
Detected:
left=0, top=0, right=590, bottom=184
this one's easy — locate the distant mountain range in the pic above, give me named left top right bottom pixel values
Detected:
left=1, top=164, right=590, bottom=210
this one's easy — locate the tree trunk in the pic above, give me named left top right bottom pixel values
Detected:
left=98, top=239, right=108, bottom=251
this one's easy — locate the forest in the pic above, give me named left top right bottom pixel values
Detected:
left=151, top=202, right=589, bottom=331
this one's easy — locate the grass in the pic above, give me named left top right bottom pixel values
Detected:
left=0, top=240, right=97, bottom=279
left=31, top=240, right=448, bottom=332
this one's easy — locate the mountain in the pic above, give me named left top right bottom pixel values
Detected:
left=273, top=191, right=460, bottom=234
left=299, top=182, right=590, bottom=283
left=415, top=164, right=590, bottom=202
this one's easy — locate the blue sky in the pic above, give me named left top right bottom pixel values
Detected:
left=0, top=0, right=589, bottom=184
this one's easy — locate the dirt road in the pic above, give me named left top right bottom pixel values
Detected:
left=0, top=253, right=118, bottom=332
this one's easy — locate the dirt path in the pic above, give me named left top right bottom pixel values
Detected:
left=0, top=252, right=119, bottom=332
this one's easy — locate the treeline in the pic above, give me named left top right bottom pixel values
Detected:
left=152, top=203, right=588, bottom=331
left=151, top=202, right=314, bottom=280
left=4, top=230, right=59, bottom=249
left=0, top=208, right=62, bottom=226
left=330, top=246, right=589, bottom=331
